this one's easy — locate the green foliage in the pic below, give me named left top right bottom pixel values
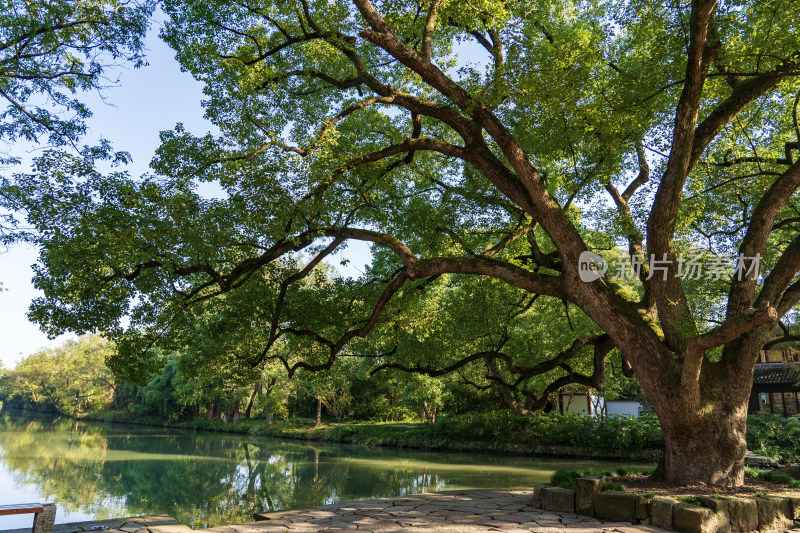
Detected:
left=0, top=0, right=154, bottom=147
left=2, top=0, right=800, bottom=487
left=602, top=482, right=626, bottom=492
left=2, top=335, right=115, bottom=415
left=550, top=469, right=581, bottom=489
left=761, top=471, right=800, bottom=488
left=745, top=466, right=766, bottom=478
left=679, top=496, right=702, bottom=505
left=744, top=465, right=800, bottom=488
left=746, top=414, right=800, bottom=464
left=616, top=465, right=637, bottom=476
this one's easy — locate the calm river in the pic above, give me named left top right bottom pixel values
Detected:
left=0, top=413, right=638, bottom=530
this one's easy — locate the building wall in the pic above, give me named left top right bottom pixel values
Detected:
left=605, top=401, right=642, bottom=418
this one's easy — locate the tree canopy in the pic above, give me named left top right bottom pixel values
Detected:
left=0, top=0, right=153, bottom=145
left=2, top=0, right=800, bottom=486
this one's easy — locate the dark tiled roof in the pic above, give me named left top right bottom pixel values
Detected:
left=753, top=363, right=800, bottom=386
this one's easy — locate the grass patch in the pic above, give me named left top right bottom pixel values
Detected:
left=602, top=482, right=626, bottom=492
left=616, top=465, right=637, bottom=476
left=678, top=496, right=702, bottom=505
left=745, top=466, right=800, bottom=488
left=550, top=469, right=581, bottom=489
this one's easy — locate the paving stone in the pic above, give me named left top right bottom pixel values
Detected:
left=594, top=492, right=639, bottom=523
left=756, top=496, right=794, bottom=531
left=616, top=524, right=667, bottom=533
left=534, top=519, right=563, bottom=527
left=147, top=526, right=194, bottom=533
left=648, top=498, right=675, bottom=530
left=50, top=488, right=695, bottom=533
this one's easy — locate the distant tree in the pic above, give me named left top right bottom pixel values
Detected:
left=7, top=335, right=115, bottom=414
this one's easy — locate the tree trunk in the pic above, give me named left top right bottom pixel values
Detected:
left=618, top=335, right=758, bottom=487
left=421, top=400, right=428, bottom=423
left=245, top=382, right=261, bottom=419
left=206, top=400, right=214, bottom=420
left=232, top=392, right=241, bottom=422
left=315, top=396, right=322, bottom=427
left=659, top=409, right=748, bottom=485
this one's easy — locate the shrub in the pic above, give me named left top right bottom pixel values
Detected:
left=746, top=414, right=800, bottom=464
left=550, top=469, right=581, bottom=489
left=616, top=465, right=636, bottom=476
left=602, top=482, right=626, bottom=491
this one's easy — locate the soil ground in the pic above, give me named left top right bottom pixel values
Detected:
left=608, top=474, right=800, bottom=498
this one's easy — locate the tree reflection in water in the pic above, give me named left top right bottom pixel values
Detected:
left=0, top=414, right=633, bottom=528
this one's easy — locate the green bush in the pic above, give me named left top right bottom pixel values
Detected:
left=550, top=469, right=581, bottom=489
left=746, top=414, right=800, bottom=464
left=616, top=465, right=636, bottom=476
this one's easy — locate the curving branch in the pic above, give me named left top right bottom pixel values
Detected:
left=275, top=269, right=410, bottom=376
left=646, top=0, right=719, bottom=350
left=728, top=159, right=800, bottom=316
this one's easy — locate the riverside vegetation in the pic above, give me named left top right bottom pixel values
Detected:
left=1, top=336, right=799, bottom=464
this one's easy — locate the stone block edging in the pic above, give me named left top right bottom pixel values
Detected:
left=533, top=478, right=800, bottom=533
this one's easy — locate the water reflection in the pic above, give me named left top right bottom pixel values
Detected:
left=0, top=414, right=644, bottom=529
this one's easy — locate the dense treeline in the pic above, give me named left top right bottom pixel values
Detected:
left=0, top=335, right=515, bottom=423
left=2, top=336, right=798, bottom=468
left=0, top=333, right=642, bottom=425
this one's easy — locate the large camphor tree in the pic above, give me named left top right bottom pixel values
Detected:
left=3, top=0, right=800, bottom=486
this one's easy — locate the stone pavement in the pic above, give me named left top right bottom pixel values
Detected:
left=122, top=489, right=671, bottom=533
left=3, top=514, right=181, bottom=533
left=28, top=489, right=800, bottom=533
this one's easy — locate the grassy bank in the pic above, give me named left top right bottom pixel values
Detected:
left=35, top=409, right=800, bottom=465
left=88, top=409, right=662, bottom=460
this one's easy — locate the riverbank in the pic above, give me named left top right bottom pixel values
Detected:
left=8, top=408, right=798, bottom=464
left=82, top=409, right=663, bottom=461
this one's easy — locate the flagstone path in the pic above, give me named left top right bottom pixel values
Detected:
left=44, top=489, right=671, bottom=533
left=34, top=488, right=800, bottom=533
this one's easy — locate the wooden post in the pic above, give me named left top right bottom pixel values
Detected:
left=32, top=504, right=56, bottom=533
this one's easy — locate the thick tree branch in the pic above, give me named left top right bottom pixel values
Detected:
left=728, top=159, right=800, bottom=316
left=646, top=0, right=719, bottom=350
